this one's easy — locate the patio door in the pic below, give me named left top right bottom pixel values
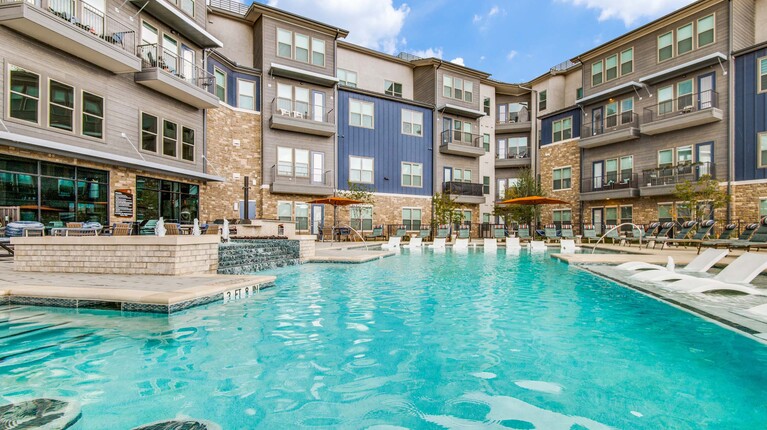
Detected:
left=312, top=91, right=325, bottom=122
left=698, top=72, right=715, bottom=109
left=696, top=142, right=713, bottom=178
left=592, top=208, right=603, bottom=234
left=442, top=117, right=452, bottom=144
left=181, top=45, right=195, bottom=84
left=592, top=161, right=604, bottom=190
left=591, top=107, right=603, bottom=135
left=311, top=152, right=325, bottom=184
left=311, top=204, right=324, bottom=235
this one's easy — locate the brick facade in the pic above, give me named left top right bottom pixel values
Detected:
left=731, top=182, right=767, bottom=222
left=538, top=139, right=581, bottom=227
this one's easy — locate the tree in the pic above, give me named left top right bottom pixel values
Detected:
left=673, top=174, right=729, bottom=222
left=492, top=169, right=543, bottom=226
left=431, top=192, right=463, bottom=227
left=339, top=182, right=375, bottom=230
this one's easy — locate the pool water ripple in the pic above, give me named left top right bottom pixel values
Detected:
left=1, top=249, right=767, bottom=428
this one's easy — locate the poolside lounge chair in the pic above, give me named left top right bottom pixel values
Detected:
left=392, top=226, right=408, bottom=239
left=456, top=225, right=470, bottom=240
left=429, top=237, right=446, bottom=249
left=365, top=225, right=385, bottom=241
left=662, top=252, right=767, bottom=295
left=381, top=236, right=401, bottom=249
left=561, top=225, right=574, bottom=240
left=453, top=238, right=469, bottom=249
left=731, top=218, right=767, bottom=251
left=582, top=225, right=598, bottom=243
left=483, top=238, right=498, bottom=252
left=528, top=240, right=546, bottom=251
left=560, top=239, right=578, bottom=253
left=629, top=222, right=659, bottom=246
left=627, top=249, right=730, bottom=282
left=493, top=226, right=507, bottom=241
left=418, top=228, right=431, bottom=239
left=661, top=220, right=715, bottom=249
left=699, top=223, right=757, bottom=250
left=403, top=237, right=422, bottom=248
left=517, top=225, right=531, bottom=242
left=645, top=222, right=675, bottom=248
left=716, top=223, right=738, bottom=240
left=653, top=221, right=697, bottom=249
left=603, top=225, right=622, bottom=244
left=543, top=225, right=559, bottom=242
left=507, top=237, right=522, bottom=250
left=140, top=220, right=158, bottom=235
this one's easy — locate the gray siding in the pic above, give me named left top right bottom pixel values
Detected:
left=261, top=17, right=336, bottom=76
left=253, top=18, right=263, bottom=70
left=732, top=0, right=756, bottom=52
left=412, top=66, right=434, bottom=105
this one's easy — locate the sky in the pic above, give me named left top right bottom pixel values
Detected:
left=256, top=0, right=699, bottom=83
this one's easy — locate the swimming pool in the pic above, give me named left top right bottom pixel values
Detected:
left=2, top=248, right=767, bottom=429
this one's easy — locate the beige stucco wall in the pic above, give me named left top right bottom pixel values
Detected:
left=337, top=46, right=414, bottom=99
left=756, top=0, right=767, bottom=43
left=478, top=83, right=496, bottom=220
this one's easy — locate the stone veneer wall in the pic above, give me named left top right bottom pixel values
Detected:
left=538, top=139, right=581, bottom=227
left=12, top=236, right=220, bottom=275
left=731, top=183, right=767, bottom=222
left=218, top=239, right=300, bottom=274
left=201, top=105, right=263, bottom=222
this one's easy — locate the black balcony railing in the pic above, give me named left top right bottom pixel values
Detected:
left=641, top=162, right=716, bottom=187
left=440, top=130, right=482, bottom=147
left=271, top=165, right=331, bottom=185
left=497, top=147, right=530, bottom=160
left=272, top=98, right=335, bottom=124
left=643, top=90, right=719, bottom=123
left=582, top=112, right=639, bottom=137
left=497, top=108, right=530, bottom=125
left=138, top=43, right=214, bottom=90
left=2, top=0, right=137, bottom=54
left=443, top=181, right=484, bottom=196
left=581, top=173, right=638, bottom=193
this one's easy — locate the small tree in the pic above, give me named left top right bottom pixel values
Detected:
left=339, top=182, right=375, bottom=230
left=492, top=169, right=543, bottom=226
left=432, top=192, right=463, bottom=227
left=673, top=174, right=729, bottom=222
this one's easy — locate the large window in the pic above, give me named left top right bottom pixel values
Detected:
left=349, top=156, right=374, bottom=184
left=759, top=132, right=767, bottom=168
left=402, top=208, right=422, bottom=230
left=658, top=85, right=674, bottom=115
left=401, top=109, right=423, bottom=136
left=277, top=202, right=292, bottom=221
left=350, top=205, right=373, bottom=231
left=141, top=113, right=158, bottom=152
left=401, top=162, right=422, bottom=187
left=658, top=203, right=673, bottom=223
left=238, top=79, right=256, bottom=111
left=553, top=167, right=572, bottom=190
left=181, top=127, right=194, bottom=162
left=658, top=149, right=674, bottom=168
left=698, top=15, right=714, bottom=47
left=277, top=147, right=309, bottom=177
left=9, top=65, right=40, bottom=123
left=759, top=58, right=767, bottom=93
left=553, top=209, right=572, bottom=229
left=277, top=83, right=310, bottom=118
left=591, top=60, right=603, bottom=86
left=497, top=137, right=528, bottom=159
left=443, top=75, right=473, bottom=102
left=658, top=32, right=673, bottom=62
left=180, top=0, right=194, bottom=16
left=620, top=48, right=633, bottom=75
left=49, top=80, right=74, bottom=131
left=295, top=203, right=309, bottom=230
left=552, top=117, right=572, bottom=142
left=311, top=38, right=325, bottom=66
left=338, top=69, right=357, bottom=87
left=1, top=154, right=108, bottom=225
left=677, top=79, right=694, bottom=110
left=214, top=68, right=226, bottom=100
left=539, top=90, right=547, bottom=111
left=605, top=55, right=618, bottom=81
left=276, top=28, right=325, bottom=66
left=163, top=120, right=177, bottom=157
left=277, top=28, right=293, bottom=58
left=82, top=92, right=104, bottom=139
left=605, top=101, right=618, bottom=127
left=350, top=99, right=374, bottom=128
left=136, top=177, right=199, bottom=224
left=385, top=80, right=403, bottom=97
left=620, top=98, right=634, bottom=124
left=677, top=23, right=693, bottom=55
left=498, top=102, right=529, bottom=123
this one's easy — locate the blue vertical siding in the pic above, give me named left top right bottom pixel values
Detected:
left=337, top=90, right=433, bottom=196
left=540, top=108, right=581, bottom=146
left=206, top=58, right=261, bottom=111
left=734, top=49, right=767, bottom=181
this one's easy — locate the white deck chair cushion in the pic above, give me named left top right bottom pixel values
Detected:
left=429, top=238, right=446, bottom=249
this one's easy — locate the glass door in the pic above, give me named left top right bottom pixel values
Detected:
left=311, top=204, right=324, bottom=235
left=696, top=142, right=713, bottom=178
left=181, top=45, right=195, bottom=84
left=592, top=161, right=603, bottom=190
left=591, top=107, right=603, bottom=135
left=311, top=152, right=325, bottom=184
left=312, top=91, right=325, bottom=122
left=698, top=72, right=715, bottom=109
left=592, top=208, right=603, bottom=234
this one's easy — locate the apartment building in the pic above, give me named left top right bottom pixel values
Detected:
left=0, top=0, right=225, bottom=229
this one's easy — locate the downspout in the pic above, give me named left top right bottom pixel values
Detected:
left=432, top=60, right=443, bottom=227
left=726, top=0, right=734, bottom=223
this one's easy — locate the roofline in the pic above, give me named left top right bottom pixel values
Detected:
left=733, top=40, right=767, bottom=57
left=209, top=50, right=262, bottom=75
left=571, top=0, right=724, bottom=63
left=207, top=0, right=349, bottom=38
left=338, top=86, right=434, bottom=110
left=337, top=41, right=414, bottom=67
left=538, top=105, right=580, bottom=120
left=409, top=58, right=491, bottom=79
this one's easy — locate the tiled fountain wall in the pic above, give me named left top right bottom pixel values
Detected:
left=218, top=238, right=315, bottom=274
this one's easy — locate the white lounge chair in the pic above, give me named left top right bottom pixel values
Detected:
left=483, top=238, right=497, bottom=252
left=403, top=237, right=423, bottom=249
left=664, top=253, right=767, bottom=295
left=507, top=237, right=522, bottom=249
left=746, top=303, right=767, bottom=317
left=560, top=239, right=579, bottom=253
left=381, top=236, right=401, bottom=249
left=429, top=238, right=446, bottom=249
left=528, top=240, right=546, bottom=251
left=629, top=249, right=729, bottom=282
left=453, top=238, right=469, bottom=249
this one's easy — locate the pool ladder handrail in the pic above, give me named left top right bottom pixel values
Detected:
left=591, top=222, right=645, bottom=254
left=336, top=224, right=369, bottom=250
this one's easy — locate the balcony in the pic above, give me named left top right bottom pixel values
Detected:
left=0, top=0, right=140, bottom=73
left=640, top=162, right=716, bottom=197
left=641, top=90, right=722, bottom=136
left=269, top=98, right=335, bottom=137
left=443, top=181, right=485, bottom=204
left=135, top=43, right=218, bottom=109
left=496, top=115, right=531, bottom=133
left=128, top=0, right=221, bottom=48
left=580, top=173, right=639, bottom=201
left=495, top=148, right=531, bottom=168
left=579, top=113, right=640, bottom=149
left=439, top=130, right=485, bottom=157
left=270, top=165, right=334, bottom=196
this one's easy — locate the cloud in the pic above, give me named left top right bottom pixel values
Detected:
left=472, top=5, right=504, bottom=30
left=480, top=55, right=486, bottom=61
left=559, top=0, right=696, bottom=26
left=449, top=57, right=465, bottom=66
left=409, top=47, right=443, bottom=59
left=488, top=5, right=499, bottom=16
left=506, top=50, right=518, bottom=61
left=266, top=0, right=410, bottom=54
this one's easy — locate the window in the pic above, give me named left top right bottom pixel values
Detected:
left=658, top=203, right=673, bottom=223
left=605, top=102, right=618, bottom=128
left=483, top=134, right=490, bottom=152
left=658, top=85, right=674, bottom=115
left=350, top=156, right=373, bottom=183
left=385, top=80, right=403, bottom=97
left=401, top=109, right=423, bottom=136
left=620, top=156, right=633, bottom=181
left=402, top=208, right=422, bottom=230
left=698, top=15, right=714, bottom=47
left=277, top=202, right=292, bottom=221
left=677, top=145, right=693, bottom=164
left=295, top=203, right=309, bottom=230
left=591, top=60, right=603, bottom=86
left=141, top=113, right=157, bottom=152
left=401, top=162, right=423, bottom=187
left=759, top=132, right=767, bottom=168
left=338, top=69, right=357, bottom=88
left=605, top=207, right=618, bottom=226
left=162, top=120, right=177, bottom=157
left=350, top=206, right=373, bottom=231
left=181, top=127, right=194, bottom=161
left=620, top=48, right=633, bottom=75
left=760, top=198, right=767, bottom=220
left=658, top=149, right=674, bottom=168
left=214, top=68, right=226, bottom=101
left=483, top=176, right=490, bottom=194
left=658, top=32, right=673, bottom=62
left=759, top=58, right=767, bottom=93
left=443, top=75, right=473, bottom=102
left=483, top=213, right=491, bottom=224
left=677, top=79, right=694, bottom=110
left=553, top=210, right=572, bottom=229
left=237, top=79, right=255, bottom=111
left=277, top=147, right=293, bottom=176
left=141, top=21, right=158, bottom=46
left=553, top=167, right=572, bottom=190
left=311, top=38, right=325, bottom=66
left=295, top=34, right=309, bottom=63
left=605, top=55, right=618, bottom=81
left=9, top=65, right=40, bottom=123
left=82, top=92, right=103, bottom=139
left=605, top=159, right=618, bottom=183
left=277, top=29, right=292, bottom=58
left=49, top=80, right=74, bottom=131
left=498, top=137, right=528, bottom=159
left=350, top=99, right=374, bottom=128
left=552, top=117, right=572, bottom=142
left=539, top=90, right=547, bottom=111
left=576, top=87, right=583, bottom=100
left=483, top=97, right=491, bottom=115
left=451, top=119, right=473, bottom=143
left=497, top=178, right=508, bottom=199
left=677, top=23, right=693, bottom=55
left=620, top=98, right=634, bottom=124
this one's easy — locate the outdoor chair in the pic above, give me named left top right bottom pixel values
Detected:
left=436, top=225, right=450, bottom=239
left=365, top=225, right=385, bottom=241
left=66, top=222, right=83, bottom=229
left=729, top=218, right=767, bottom=251
left=517, top=225, right=531, bottom=242
left=582, top=225, right=598, bottom=243
left=603, top=225, right=622, bottom=244
left=457, top=226, right=470, bottom=240
left=493, top=226, right=507, bottom=241
left=653, top=221, right=697, bottom=249
left=543, top=225, right=559, bottom=242
left=662, top=220, right=715, bottom=249
left=560, top=225, right=574, bottom=240
left=628, top=222, right=660, bottom=246
left=111, top=223, right=132, bottom=236
left=165, top=223, right=180, bottom=236
left=655, top=253, right=767, bottom=296
left=205, top=225, right=221, bottom=236
left=418, top=228, right=431, bottom=239
left=645, top=222, right=675, bottom=248
left=392, top=226, right=408, bottom=238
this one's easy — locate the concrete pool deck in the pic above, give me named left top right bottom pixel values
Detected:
left=0, top=259, right=275, bottom=314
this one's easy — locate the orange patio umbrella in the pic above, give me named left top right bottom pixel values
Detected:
left=306, top=196, right=363, bottom=243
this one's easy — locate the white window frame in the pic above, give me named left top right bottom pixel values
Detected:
left=758, top=132, right=767, bottom=168
left=552, top=166, right=572, bottom=191
left=620, top=48, right=633, bottom=75
left=401, top=162, right=423, bottom=188
left=181, top=126, right=195, bottom=162
left=214, top=67, right=226, bottom=101
left=180, top=0, right=194, bottom=17
left=311, top=38, right=325, bottom=67
left=7, top=64, right=41, bottom=125
left=677, top=22, right=693, bottom=56
left=48, top=78, right=75, bottom=133
left=401, top=109, right=423, bottom=137
left=81, top=90, right=104, bottom=140
left=237, top=79, right=256, bottom=111
left=385, top=80, right=403, bottom=97
left=338, top=69, right=357, bottom=88
left=402, top=207, right=422, bottom=231
left=140, top=111, right=158, bottom=153
left=350, top=205, right=373, bottom=231
left=277, top=201, right=293, bottom=221
left=277, top=28, right=293, bottom=59
left=591, top=60, right=603, bottom=87
left=277, top=146, right=294, bottom=176
left=552, top=117, right=573, bottom=143
left=349, top=155, right=374, bottom=184
left=349, top=99, right=374, bottom=129
left=658, top=31, right=674, bottom=62
left=605, top=55, right=618, bottom=82
left=443, top=74, right=473, bottom=102
left=697, top=14, right=715, bottom=48
left=758, top=57, right=767, bottom=94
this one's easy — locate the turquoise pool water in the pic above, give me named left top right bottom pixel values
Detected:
left=2, top=249, right=767, bottom=429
